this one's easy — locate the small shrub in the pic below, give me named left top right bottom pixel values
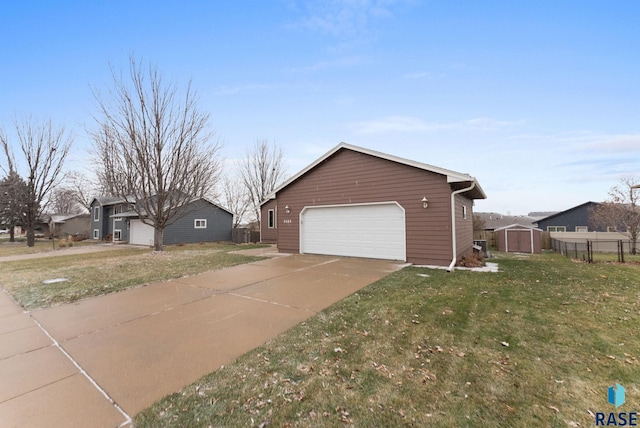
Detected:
left=457, top=252, right=484, bottom=268
left=58, top=238, right=68, bottom=248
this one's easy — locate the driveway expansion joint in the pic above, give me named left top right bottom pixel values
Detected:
left=28, top=312, right=133, bottom=426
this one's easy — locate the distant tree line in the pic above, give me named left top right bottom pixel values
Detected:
left=0, top=57, right=286, bottom=249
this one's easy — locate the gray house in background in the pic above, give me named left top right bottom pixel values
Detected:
left=534, top=201, right=603, bottom=232
left=90, top=196, right=132, bottom=241
left=89, top=197, right=233, bottom=245
left=49, top=213, right=91, bottom=238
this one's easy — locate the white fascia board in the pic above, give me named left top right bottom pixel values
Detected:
left=261, top=142, right=487, bottom=204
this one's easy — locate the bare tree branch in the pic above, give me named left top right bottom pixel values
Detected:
left=590, top=176, right=640, bottom=253
left=1, top=117, right=72, bottom=246
left=238, top=139, right=287, bottom=223
left=91, top=57, right=222, bottom=251
left=219, top=174, right=251, bottom=228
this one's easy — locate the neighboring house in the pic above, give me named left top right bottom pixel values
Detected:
left=534, top=202, right=603, bottom=232
left=90, top=196, right=132, bottom=241
left=475, top=212, right=537, bottom=231
left=48, top=213, right=90, bottom=238
left=90, top=197, right=233, bottom=245
left=260, top=143, right=486, bottom=268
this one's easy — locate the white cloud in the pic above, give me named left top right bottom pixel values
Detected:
left=286, top=55, right=368, bottom=74
left=212, top=83, right=275, bottom=95
left=401, top=71, right=446, bottom=80
left=582, top=134, right=640, bottom=153
left=349, top=115, right=525, bottom=135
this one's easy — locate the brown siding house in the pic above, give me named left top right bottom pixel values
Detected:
left=260, top=143, right=486, bottom=269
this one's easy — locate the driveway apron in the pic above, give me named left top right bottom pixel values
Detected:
left=2, top=253, right=402, bottom=427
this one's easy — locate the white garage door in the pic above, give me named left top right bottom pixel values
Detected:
left=300, top=202, right=406, bottom=261
left=129, top=219, right=155, bottom=246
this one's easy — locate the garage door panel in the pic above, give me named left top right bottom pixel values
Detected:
left=130, top=220, right=154, bottom=246
left=301, top=203, right=406, bottom=261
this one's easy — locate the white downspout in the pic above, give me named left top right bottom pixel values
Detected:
left=447, top=181, right=476, bottom=272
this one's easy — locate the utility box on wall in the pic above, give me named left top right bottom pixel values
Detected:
left=495, top=224, right=543, bottom=254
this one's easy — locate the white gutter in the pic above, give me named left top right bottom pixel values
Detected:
left=447, top=181, right=477, bottom=272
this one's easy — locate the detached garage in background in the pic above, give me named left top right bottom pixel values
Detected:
left=495, top=224, right=542, bottom=254
left=261, top=143, right=486, bottom=268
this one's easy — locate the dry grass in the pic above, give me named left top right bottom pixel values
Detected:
left=0, top=243, right=266, bottom=310
left=135, top=252, right=640, bottom=427
left=0, top=238, right=95, bottom=257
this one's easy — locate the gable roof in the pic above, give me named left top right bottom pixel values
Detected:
left=495, top=223, right=543, bottom=232
left=113, top=197, right=234, bottom=218
left=263, top=142, right=486, bottom=204
left=90, top=196, right=133, bottom=207
left=475, top=212, right=537, bottom=230
left=49, top=213, right=89, bottom=224
left=534, top=201, right=600, bottom=225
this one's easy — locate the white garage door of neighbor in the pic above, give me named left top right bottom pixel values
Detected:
left=129, top=219, right=155, bottom=246
left=301, top=202, right=406, bottom=261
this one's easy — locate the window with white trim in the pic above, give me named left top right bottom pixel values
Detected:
left=575, top=226, right=588, bottom=232
left=114, top=229, right=122, bottom=241
left=94, top=206, right=100, bottom=221
left=114, top=205, right=122, bottom=221
left=607, top=226, right=618, bottom=232
left=268, top=209, right=275, bottom=228
left=462, top=205, right=468, bottom=219
left=547, top=226, right=566, bottom=232
left=194, top=219, right=207, bottom=229
left=93, top=229, right=99, bottom=239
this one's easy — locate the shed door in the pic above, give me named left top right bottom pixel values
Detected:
left=300, top=202, right=406, bottom=261
left=506, top=229, right=533, bottom=253
left=129, top=219, right=154, bottom=246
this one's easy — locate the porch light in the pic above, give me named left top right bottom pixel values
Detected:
left=421, top=197, right=429, bottom=209
left=284, top=205, right=291, bottom=214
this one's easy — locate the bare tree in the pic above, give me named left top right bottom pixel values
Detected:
left=64, top=171, right=98, bottom=212
left=590, top=177, right=640, bottom=254
left=50, top=187, right=85, bottom=214
left=91, top=57, right=222, bottom=251
left=0, top=118, right=72, bottom=247
left=472, top=214, right=486, bottom=232
left=220, top=175, right=251, bottom=228
left=238, top=139, right=287, bottom=223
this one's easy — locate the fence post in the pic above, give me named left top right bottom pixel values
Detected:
left=620, top=240, right=625, bottom=263
left=587, top=240, right=592, bottom=263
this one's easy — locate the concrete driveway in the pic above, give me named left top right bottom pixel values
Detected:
left=0, top=252, right=403, bottom=427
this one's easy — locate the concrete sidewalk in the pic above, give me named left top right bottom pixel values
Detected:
left=0, top=253, right=403, bottom=427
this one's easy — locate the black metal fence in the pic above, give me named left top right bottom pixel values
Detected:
left=551, top=238, right=637, bottom=263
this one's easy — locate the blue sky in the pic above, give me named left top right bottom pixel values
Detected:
left=1, top=0, right=639, bottom=214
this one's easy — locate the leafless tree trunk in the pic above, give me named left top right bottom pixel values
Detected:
left=238, top=139, right=287, bottom=224
left=590, top=177, right=640, bottom=254
left=220, top=175, right=251, bottom=228
left=91, top=57, right=222, bottom=251
left=1, top=118, right=72, bottom=247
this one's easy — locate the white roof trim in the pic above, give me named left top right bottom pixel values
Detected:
left=495, top=223, right=543, bottom=232
left=262, top=142, right=486, bottom=204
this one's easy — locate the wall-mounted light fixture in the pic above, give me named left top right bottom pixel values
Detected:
left=421, top=197, right=429, bottom=209
left=284, top=205, right=291, bottom=214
